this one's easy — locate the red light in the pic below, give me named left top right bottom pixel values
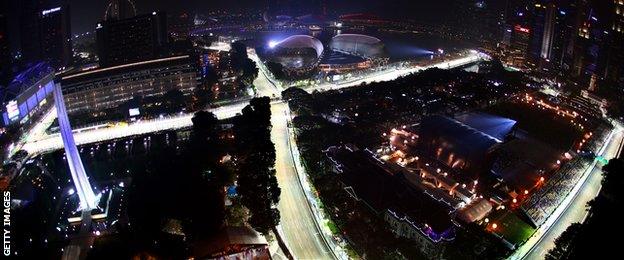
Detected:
left=514, top=25, right=530, bottom=33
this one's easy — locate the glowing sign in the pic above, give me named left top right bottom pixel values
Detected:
left=129, top=108, right=140, bottom=117
left=514, top=25, right=530, bottom=33
left=6, top=100, right=19, bottom=121
left=42, top=7, right=61, bottom=16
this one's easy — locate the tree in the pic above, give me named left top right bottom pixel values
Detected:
left=233, top=97, right=281, bottom=234
left=266, top=61, right=286, bottom=80
left=163, top=89, right=185, bottom=113
left=545, top=223, right=582, bottom=260
left=546, top=158, right=624, bottom=259
left=194, top=69, right=218, bottom=110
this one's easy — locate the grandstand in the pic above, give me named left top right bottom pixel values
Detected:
left=520, top=158, right=590, bottom=227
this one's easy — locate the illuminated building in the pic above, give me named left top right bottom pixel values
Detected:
left=266, top=35, right=323, bottom=73
left=329, top=34, right=385, bottom=59
left=418, top=115, right=503, bottom=177
left=60, top=55, right=198, bottom=116
left=509, top=24, right=532, bottom=68
left=326, top=146, right=454, bottom=259
left=1, top=63, right=55, bottom=127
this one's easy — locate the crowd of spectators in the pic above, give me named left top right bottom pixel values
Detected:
left=521, top=158, right=590, bottom=226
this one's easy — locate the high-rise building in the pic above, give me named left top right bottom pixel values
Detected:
left=0, top=8, right=10, bottom=84
left=570, top=0, right=610, bottom=84
left=17, top=0, right=72, bottom=69
left=40, top=3, right=72, bottom=69
left=526, top=0, right=577, bottom=70
left=96, top=11, right=168, bottom=67
left=528, top=2, right=549, bottom=66
left=509, top=24, right=532, bottom=68
left=604, top=0, right=624, bottom=86
left=549, top=1, right=577, bottom=71
left=539, top=3, right=556, bottom=61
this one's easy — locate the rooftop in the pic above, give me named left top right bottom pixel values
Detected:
left=328, top=146, right=454, bottom=234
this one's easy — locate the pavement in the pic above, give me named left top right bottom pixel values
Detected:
left=512, top=124, right=624, bottom=260
left=21, top=101, right=249, bottom=154
left=271, top=102, right=335, bottom=259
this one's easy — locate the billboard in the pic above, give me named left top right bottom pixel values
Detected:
left=129, top=108, right=140, bottom=117
left=6, top=101, right=19, bottom=122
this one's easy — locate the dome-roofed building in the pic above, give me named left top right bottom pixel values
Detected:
left=330, top=34, right=385, bottom=58
left=267, top=35, right=324, bottom=70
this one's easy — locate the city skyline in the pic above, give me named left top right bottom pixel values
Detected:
left=1, top=0, right=623, bottom=259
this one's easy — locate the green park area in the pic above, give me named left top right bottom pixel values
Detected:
left=493, top=211, right=535, bottom=246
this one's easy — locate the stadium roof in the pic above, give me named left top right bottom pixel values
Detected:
left=320, top=51, right=366, bottom=65
left=332, top=34, right=382, bottom=45
left=420, top=115, right=500, bottom=157
left=455, top=112, right=516, bottom=141
left=273, top=35, right=324, bottom=58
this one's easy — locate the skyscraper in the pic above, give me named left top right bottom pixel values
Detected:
left=570, top=0, right=610, bottom=85
left=0, top=8, right=10, bottom=84
left=16, top=0, right=72, bottom=69
left=40, top=3, right=72, bottom=69
left=528, top=2, right=549, bottom=66
left=96, top=11, right=168, bottom=67
left=605, top=0, right=624, bottom=86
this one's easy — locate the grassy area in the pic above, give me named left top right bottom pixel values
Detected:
left=326, top=220, right=340, bottom=235
left=493, top=211, right=535, bottom=246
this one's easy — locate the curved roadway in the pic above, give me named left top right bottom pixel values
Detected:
left=513, top=124, right=624, bottom=260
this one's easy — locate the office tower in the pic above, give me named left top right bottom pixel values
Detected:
left=96, top=11, right=168, bottom=67
left=605, top=0, right=624, bottom=86
left=18, top=0, right=72, bottom=69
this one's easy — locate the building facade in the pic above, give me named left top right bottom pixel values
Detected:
left=605, top=0, right=624, bottom=86
left=96, top=12, right=168, bottom=67
left=14, top=0, right=72, bottom=69
left=60, top=55, right=198, bottom=115
left=1, top=63, right=55, bottom=127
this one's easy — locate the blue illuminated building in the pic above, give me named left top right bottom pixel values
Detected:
left=1, top=62, right=55, bottom=126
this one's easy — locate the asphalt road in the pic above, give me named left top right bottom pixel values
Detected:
left=521, top=126, right=624, bottom=260
left=271, top=102, right=334, bottom=259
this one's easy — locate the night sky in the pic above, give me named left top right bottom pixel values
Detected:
left=69, top=0, right=455, bottom=34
